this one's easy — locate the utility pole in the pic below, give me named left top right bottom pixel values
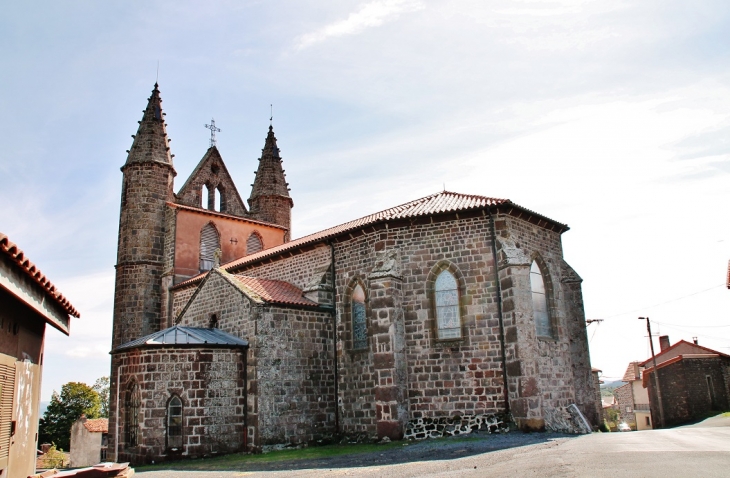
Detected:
left=639, top=317, right=665, bottom=428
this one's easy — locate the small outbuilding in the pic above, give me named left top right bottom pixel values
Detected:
left=70, top=416, right=109, bottom=467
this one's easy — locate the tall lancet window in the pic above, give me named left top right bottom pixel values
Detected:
left=167, top=395, right=183, bottom=449
left=125, top=381, right=140, bottom=447
left=246, top=232, right=263, bottom=255
left=352, top=284, right=367, bottom=350
left=199, top=223, right=220, bottom=272
left=435, top=270, right=461, bottom=339
left=530, top=261, right=552, bottom=337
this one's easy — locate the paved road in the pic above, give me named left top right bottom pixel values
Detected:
left=138, top=415, right=730, bottom=477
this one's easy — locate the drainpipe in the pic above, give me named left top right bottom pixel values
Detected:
left=328, top=242, right=339, bottom=434
left=487, top=208, right=510, bottom=415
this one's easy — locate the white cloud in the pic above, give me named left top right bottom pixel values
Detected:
left=295, top=0, right=424, bottom=49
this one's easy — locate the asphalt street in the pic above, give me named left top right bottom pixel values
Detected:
left=137, top=415, right=730, bottom=477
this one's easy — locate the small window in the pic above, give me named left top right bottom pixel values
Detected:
left=214, top=188, right=221, bottom=212
left=167, top=396, right=183, bottom=449
left=246, top=232, right=263, bottom=255
left=530, top=261, right=552, bottom=337
left=202, top=184, right=210, bottom=209
left=645, top=416, right=650, bottom=426
left=352, top=284, right=367, bottom=350
left=209, top=314, right=219, bottom=329
left=435, top=270, right=461, bottom=339
left=125, top=382, right=140, bottom=447
left=200, top=223, right=220, bottom=272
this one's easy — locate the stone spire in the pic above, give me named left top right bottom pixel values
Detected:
left=124, top=83, right=173, bottom=166
left=249, top=125, right=291, bottom=200
left=248, top=125, right=293, bottom=239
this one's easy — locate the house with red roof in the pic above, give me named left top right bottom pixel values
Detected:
left=69, top=416, right=109, bottom=467
left=108, top=83, right=599, bottom=465
left=0, top=233, right=79, bottom=477
left=640, top=336, right=730, bottom=427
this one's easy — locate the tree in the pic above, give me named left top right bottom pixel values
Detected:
left=38, top=382, right=101, bottom=451
left=93, top=376, right=110, bottom=418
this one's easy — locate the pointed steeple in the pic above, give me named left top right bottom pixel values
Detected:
left=248, top=125, right=293, bottom=239
left=249, top=125, right=291, bottom=200
left=124, top=83, right=174, bottom=167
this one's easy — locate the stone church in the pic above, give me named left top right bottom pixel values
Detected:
left=108, top=84, right=599, bottom=464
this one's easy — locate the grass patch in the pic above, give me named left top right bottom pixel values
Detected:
left=137, top=440, right=406, bottom=471
left=721, top=412, right=730, bottom=417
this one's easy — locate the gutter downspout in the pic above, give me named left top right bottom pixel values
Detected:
left=487, top=208, right=510, bottom=415
left=329, top=242, right=339, bottom=434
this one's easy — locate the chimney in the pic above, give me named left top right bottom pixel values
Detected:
left=659, top=335, right=670, bottom=352
left=41, top=443, right=51, bottom=454
left=693, top=337, right=698, bottom=345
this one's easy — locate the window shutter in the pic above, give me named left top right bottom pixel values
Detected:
left=199, top=224, right=220, bottom=271
left=0, top=361, right=15, bottom=466
left=246, top=233, right=263, bottom=255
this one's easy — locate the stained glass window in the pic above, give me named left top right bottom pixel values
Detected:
left=435, top=271, right=461, bottom=339
left=352, top=284, right=367, bottom=350
left=167, top=395, right=183, bottom=449
left=125, top=381, right=140, bottom=447
left=530, top=262, right=552, bottom=337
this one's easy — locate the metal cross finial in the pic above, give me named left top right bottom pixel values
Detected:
left=204, top=119, right=221, bottom=147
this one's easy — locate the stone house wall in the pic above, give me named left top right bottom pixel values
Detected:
left=69, top=421, right=103, bottom=467
left=647, top=357, right=730, bottom=427
left=109, top=346, right=246, bottom=465
left=615, top=382, right=636, bottom=427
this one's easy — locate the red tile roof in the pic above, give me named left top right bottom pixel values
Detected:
left=638, top=340, right=730, bottom=367
left=230, top=276, right=318, bottom=307
left=168, top=202, right=287, bottom=230
left=0, top=233, right=80, bottom=318
left=174, top=191, right=566, bottom=290
left=622, top=362, right=641, bottom=382
left=83, top=418, right=108, bottom=433
left=642, top=354, right=722, bottom=388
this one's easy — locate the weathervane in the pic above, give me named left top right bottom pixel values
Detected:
left=270, top=104, right=273, bottom=125
left=204, top=119, right=221, bottom=147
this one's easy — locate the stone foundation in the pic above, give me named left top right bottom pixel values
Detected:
left=403, top=413, right=510, bottom=440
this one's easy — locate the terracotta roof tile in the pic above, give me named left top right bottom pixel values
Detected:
left=176, top=191, right=553, bottom=289
left=621, top=362, right=641, bottom=382
left=0, top=233, right=80, bottom=318
left=83, top=418, right=108, bottom=433
left=638, top=340, right=730, bottom=366
left=230, top=276, right=318, bottom=307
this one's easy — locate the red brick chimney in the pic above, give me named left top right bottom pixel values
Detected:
left=659, top=335, right=670, bottom=351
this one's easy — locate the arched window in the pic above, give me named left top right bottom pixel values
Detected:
left=352, top=284, right=367, bottom=350
left=213, top=188, right=221, bottom=212
left=125, top=381, right=140, bottom=447
left=217, top=186, right=226, bottom=213
left=530, top=261, right=552, bottom=337
left=167, top=395, right=183, bottom=449
left=246, top=232, right=263, bottom=255
left=199, top=223, right=220, bottom=272
left=202, top=184, right=210, bottom=209
left=209, top=313, right=219, bottom=329
left=435, top=270, right=461, bottom=339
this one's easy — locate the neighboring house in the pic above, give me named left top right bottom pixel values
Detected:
left=617, top=362, right=652, bottom=430
left=642, top=337, right=730, bottom=428
left=0, top=233, right=80, bottom=478
left=70, top=416, right=109, bottom=467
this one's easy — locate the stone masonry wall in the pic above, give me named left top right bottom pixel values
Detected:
left=109, top=346, right=246, bottom=465
left=494, top=215, right=581, bottom=431
left=615, top=382, right=636, bottom=427
left=254, top=305, right=336, bottom=448
left=647, top=357, right=730, bottom=427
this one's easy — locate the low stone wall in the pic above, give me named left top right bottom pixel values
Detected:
left=403, top=414, right=509, bottom=440
left=543, top=405, right=591, bottom=434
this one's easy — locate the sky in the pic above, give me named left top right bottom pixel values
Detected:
left=1, top=0, right=729, bottom=400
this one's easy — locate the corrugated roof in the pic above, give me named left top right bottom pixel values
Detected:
left=230, top=275, right=318, bottom=307
left=175, top=191, right=563, bottom=289
left=83, top=418, right=108, bottom=433
left=113, top=325, right=248, bottom=352
left=0, top=232, right=80, bottom=318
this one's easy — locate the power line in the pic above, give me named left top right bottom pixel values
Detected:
left=597, top=284, right=724, bottom=320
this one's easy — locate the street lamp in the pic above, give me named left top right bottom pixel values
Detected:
left=639, top=317, right=665, bottom=428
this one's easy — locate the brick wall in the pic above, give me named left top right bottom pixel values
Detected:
left=109, top=346, right=246, bottom=465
